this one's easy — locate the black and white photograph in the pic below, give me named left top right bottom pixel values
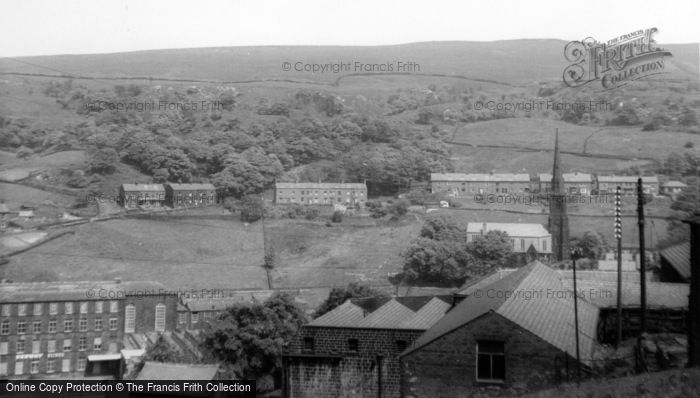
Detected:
left=0, top=1, right=699, bottom=397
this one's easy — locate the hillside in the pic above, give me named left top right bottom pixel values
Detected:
left=1, top=41, right=697, bottom=85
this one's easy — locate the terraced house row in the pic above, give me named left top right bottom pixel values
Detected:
left=431, top=173, right=663, bottom=196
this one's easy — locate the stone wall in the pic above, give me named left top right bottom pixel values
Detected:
left=401, top=312, right=573, bottom=397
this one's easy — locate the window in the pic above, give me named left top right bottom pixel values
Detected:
left=191, top=312, right=199, bottom=324
left=543, top=240, right=547, bottom=252
left=0, top=342, right=7, bottom=355
left=109, top=301, right=119, bottom=313
left=476, top=341, right=505, bottom=382
left=155, top=304, right=166, bottom=332
left=32, top=340, right=40, bottom=354
left=77, top=358, right=87, bottom=371
left=15, top=361, right=24, bottom=375
left=94, top=318, right=103, bottom=331
left=125, top=304, right=136, bottom=333
left=0, top=361, right=6, bottom=376
left=63, top=339, right=72, bottom=352
left=348, top=339, right=359, bottom=353
left=65, top=302, right=73, bottom=315
left=16, top=340, right=25, bottom=354
left=48, top=320, right=57, bottom=333
left=17, top=320, right=26, bottom=334
left=79, top=318, right=88, bottom=332
left=109, top=318, right=118, bottom=331
left=64, top=320, right=73, bottom=333
left=80, top=302, right=88, bottom=314
left=33, top=320, right=42, bottom=334
left=79, top=337, right=87, bottom=351
left=303, top=337, right=314, bottom=352
left=520, top=239, right=525, bottom=251
left=47, top=358, right=56, bottom=373
left=0, top=320, right=9, bottom=335
left=95, top=301, right=103, bottom=314
left=30, top=360, right=40, bottom=374
left=178, top=313, right=187, bottom=324
left=1, top=304, right=9, bottom=317
left=48, top=340, right=56, bottom=353
left=93, top=337, right=102, bottom=351
left=396, top=340, right=408, bottom=352
left=49, top=303, right=58, bottom=315
left=18, top=304, right=27, bottom=316
left=33, top=303, right=42, bottom=316
left=62, top=359, right=71, bottom=372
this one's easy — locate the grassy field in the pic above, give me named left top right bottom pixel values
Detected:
left=449, top=118, right=700, bottom=174
left=429, top=208, right=670, bottom=250
left=1, top=213, right=420, bottom=291
left=524, top=368, right=700, bottom=398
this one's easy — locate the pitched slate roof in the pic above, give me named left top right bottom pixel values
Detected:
left=431, top=173, right=530, bottom=182
left=166, top=183, right=216, bottom=190
left=308, top=295, right=452, bottom=330
left=597, top=176, right=659, bottom=184
left=660, top=242, right=691, bottom=280
left=308, top=301, right=366, bottom=328
left=0, top=280, right=170, bottom=303
left=466, top=222, right=550, bottom=237
left=539, top=172, right=592, bottom=183
left=135, top=362, right=219, bottom=380
left=663, top=181, right=687, bottom=188
left=121, top=184, right=165, bottom=192
left=456, top=268, right=519, bottom=296
left=276, top=182, right=366, bottom=190
left=403, top=262, right=600, bottom=366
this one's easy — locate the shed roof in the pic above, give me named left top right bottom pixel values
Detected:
left=135, top=362, right=219, bottom=380
left=660, top=242, right=691, bottom=281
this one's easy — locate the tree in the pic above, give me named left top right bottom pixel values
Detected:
left=388, top=199, right=410, bottom=217
left=16, top=147, right=32, bottom=160
left=87, top=147, right=119, bottom=175
left=420, top=216, right=463, bottom=241
left=144, top=335, right=187, bottom=363
left=569, top=230, right=608, bottom=260
left=400, top=238, right=474, bottom=286
left=315, top=282, right=388, bottom=318
left=240, top=195, right=264, bottom=222
left=200, top=293, right=306, bottom=393
left=466, top=230, right=514, bottom=270
left=331, top=211, right=343, bottom=223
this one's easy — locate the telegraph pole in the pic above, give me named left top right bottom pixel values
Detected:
left=571, top=247, right=582, bottom=382
left=637, top=178, right=647, bottom=334
left=614, top=186, right=623, bottom=347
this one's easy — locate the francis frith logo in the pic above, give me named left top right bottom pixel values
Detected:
left=563, top=28, right=672, bottom=90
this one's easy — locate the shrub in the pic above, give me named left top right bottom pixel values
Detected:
left=331, top=211, right=343, bottom=223
left=305, top=208, right=320, bottom=220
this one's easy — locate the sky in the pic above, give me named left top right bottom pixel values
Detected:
left=0, top=0, right=699, bottom=57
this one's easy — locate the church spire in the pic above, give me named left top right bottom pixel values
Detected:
left=549, top=129, right=570, bottom=261
left=551, top=129, right=564, bottom=194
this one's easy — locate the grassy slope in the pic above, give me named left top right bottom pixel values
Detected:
left=1, top=41, right=696, bottom=85
left=2, top=215, right=419, bottom=290
left=449, top=118, right=700, bottom=174
left=523, top=368, right=700, bottom=398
